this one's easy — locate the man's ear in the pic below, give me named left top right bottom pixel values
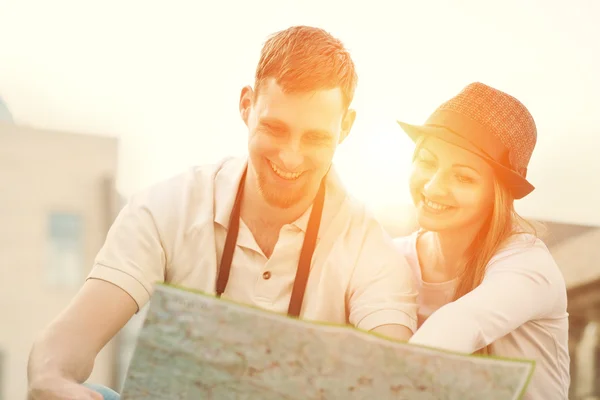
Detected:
left=338, top=109, right=356, bottom=144
left=239, top=86, right=254, bottom=126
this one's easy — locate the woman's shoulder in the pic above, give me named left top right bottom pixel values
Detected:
left=491, top=233, right=550, bottom=261
left=486, top=233, right=569, bottom=319
left=488, top=233, right=566, bottom=285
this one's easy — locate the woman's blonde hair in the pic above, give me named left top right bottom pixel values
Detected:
left=454, top=178, right=541, bottom=355
left=413, top=137, right=543, bottom=355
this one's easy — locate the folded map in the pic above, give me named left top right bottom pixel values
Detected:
left=120, top=284, right=534, bottom=400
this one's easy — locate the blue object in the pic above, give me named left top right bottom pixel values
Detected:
left=0, top=96, right=13, bottom=122
left=84, top=383, right=121, bottom=400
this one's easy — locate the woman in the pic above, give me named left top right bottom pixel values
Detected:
left=394, top=82, right=570, bottom=399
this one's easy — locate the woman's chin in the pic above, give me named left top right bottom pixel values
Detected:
left=416, top=212, right=455, bottom=232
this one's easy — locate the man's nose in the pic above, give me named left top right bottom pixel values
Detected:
left=278, top=139, right=303, bottom=171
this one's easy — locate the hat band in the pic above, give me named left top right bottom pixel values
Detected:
left=425, top=109, right=512, bottom=169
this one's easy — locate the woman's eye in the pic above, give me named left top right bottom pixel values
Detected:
left=456, top=174, right=474, bottom=184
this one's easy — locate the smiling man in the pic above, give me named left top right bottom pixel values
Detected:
left=27, top=26, right=417, bottom=400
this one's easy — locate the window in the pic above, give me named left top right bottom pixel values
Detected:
left=46, top=212, right=84, bottom=287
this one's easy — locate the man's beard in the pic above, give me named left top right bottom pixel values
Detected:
left=256, top=169, right=308, bottom=209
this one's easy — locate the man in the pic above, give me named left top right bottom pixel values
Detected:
left=27, top=26, right=417, bottom=399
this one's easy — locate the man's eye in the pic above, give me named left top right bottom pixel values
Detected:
left=417, top=158, right=435, bottom=168
left=305, top=134, right=329, bottom=143
left=263, top=126, right=285, bottom=136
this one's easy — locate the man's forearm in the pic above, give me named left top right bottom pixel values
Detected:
left=28, top=280, right=137, bottom=399
left=28, top=326, right=96, bottom=387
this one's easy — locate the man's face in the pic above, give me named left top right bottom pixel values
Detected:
left=240, top=79, right=355, bottom=208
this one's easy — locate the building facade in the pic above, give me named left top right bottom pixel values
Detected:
left=0, top=122, right=119, bottom=399
left=549, top=224, right=600, bottom=399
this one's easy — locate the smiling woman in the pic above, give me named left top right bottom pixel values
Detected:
left=393, top=82, right=570, bottom=399
left=410, top=136, right=496, bottom=233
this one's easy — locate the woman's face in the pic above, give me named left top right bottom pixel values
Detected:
left=409, top=136, right=496, bottom=233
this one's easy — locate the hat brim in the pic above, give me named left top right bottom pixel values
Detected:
left=397, top=121, right=534, bottom=199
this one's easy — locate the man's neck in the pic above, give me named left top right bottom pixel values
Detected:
left=238, top=170, right=320, bottom=258
left=240, top=170, right=318, bottom=230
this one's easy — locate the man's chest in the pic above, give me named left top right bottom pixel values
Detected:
left=218, top=219, right=307, bottom=305
left=164, top=220, right=352, bottom=325
left=242, top=218, right=282, bottom=259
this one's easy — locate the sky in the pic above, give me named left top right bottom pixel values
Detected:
left=1, top=0, right=599, bottom=226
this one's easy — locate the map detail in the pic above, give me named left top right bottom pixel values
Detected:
left=121, top=285, right=534, bottom=400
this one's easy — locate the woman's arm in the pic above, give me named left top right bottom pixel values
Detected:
left=409, top=241, right=567, bottom=353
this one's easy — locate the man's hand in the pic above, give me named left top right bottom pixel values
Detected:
left=28, top=376, right=102, bottom=400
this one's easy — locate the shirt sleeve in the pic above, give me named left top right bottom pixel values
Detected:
left=86, top=192, right=168, bottom=311
left=409, top=238, right=567, bottom=353
left=348, top=223, right=419, bottom=334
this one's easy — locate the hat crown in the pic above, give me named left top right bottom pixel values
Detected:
left=432, top=82, right=537, bottom=176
